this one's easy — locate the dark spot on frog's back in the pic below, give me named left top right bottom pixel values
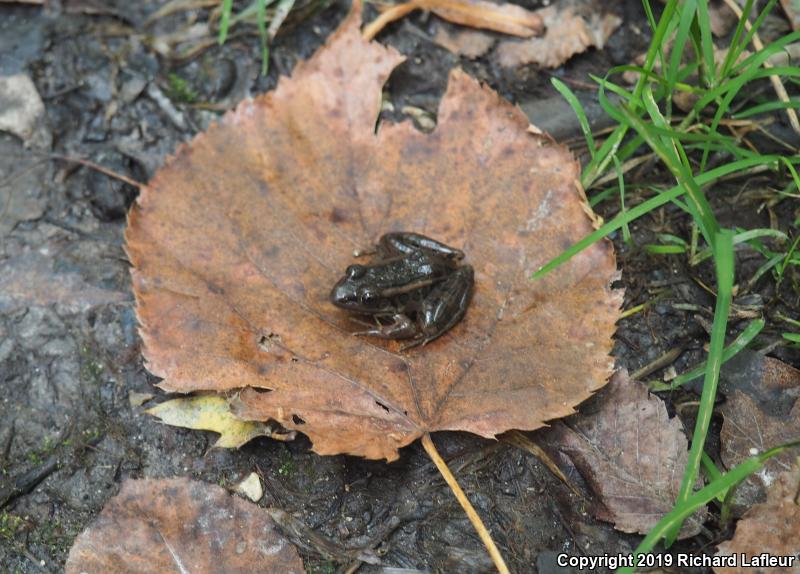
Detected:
left=265, top=245, right=280, bottom=258
left=329, top=206, right=348, bottom=224
left=501, top=146, right=514, bottom=159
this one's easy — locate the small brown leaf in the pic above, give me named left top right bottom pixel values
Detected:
left=494, top=6, right=622, bottom=69
left=537, top=369, right=704, bottom=538
left=714, top=467, right=800, bottom=574
left=433, top=26, right=496, bottom=59
left=126, top=8, right=621, bottom=461
left=65, top=478, right=305, bottom=574
left=720, top=354, right=800, bottom=509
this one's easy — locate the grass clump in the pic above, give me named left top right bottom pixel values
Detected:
left=538, top=0, right=800, bottom=556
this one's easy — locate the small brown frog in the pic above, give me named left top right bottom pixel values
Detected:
left=330, top=232, right=474, bottom=348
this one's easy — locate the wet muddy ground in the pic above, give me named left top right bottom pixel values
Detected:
left=1, top=1, right=798, bottom=573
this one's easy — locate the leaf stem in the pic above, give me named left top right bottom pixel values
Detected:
left=420, top=433, right=510, bottom=574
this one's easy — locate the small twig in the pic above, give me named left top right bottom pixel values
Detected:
left=630, top=345, right=686, bottom=381
left=721, top=0, right=800, bottom=136
left=265, top=508, right=381, bottom=564
left=0, top=454, right=60, bottom=510
left=16, top=544, right=55, bottom=574
left=503, top=430, right=582, bottom=498
left=363, top=0, right=421, bottom=40
left=420, top=433, right=510, bottom=574
left=362, top=0, right=542, bottom=41
left=49, top=153, right=143, bottom=188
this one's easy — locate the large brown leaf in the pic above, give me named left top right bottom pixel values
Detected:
left=125, top=8, right=621, bottom=461
left=65, top=478, right=305, bottom=574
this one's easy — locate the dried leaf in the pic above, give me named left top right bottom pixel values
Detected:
left=363, top=0, right=544, bottom=40
left=65, top=478, right=306, bottom=574
left=433, top=26, right=496, bottom=59
left=537, top=369, right=704, bottom=538
left=782, top=0, right=800, bottom=31
left=714, top=467, right=800, bottom=573
left=720, top=354, right=800, bottom=509
left=494, top=6, right=622, bottom=69
left=146, top=395, right=293, bottom=448
left=126, top=8, right=621, bottom=461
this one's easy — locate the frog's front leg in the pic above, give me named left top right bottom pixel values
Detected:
left=378, top=232, right=465, bottom=261
left=353, top=313, right=418, bottom=340
left=408, top=265, right=474, bottom=348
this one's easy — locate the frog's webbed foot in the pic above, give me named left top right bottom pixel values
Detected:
left=352, top=313, right=417, bottom=340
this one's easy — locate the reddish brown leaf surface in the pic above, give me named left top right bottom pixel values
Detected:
left=714, top=467, right=800, bottom=574
left=537, top=369, right=704, bottom=538
left=126, top=8, right=621, bottom=461
left=65, top=478, right=305, bottom=574
left=720, top=354, right=800, bottom=508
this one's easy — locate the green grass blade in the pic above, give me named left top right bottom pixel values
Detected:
left=551, top=78, right=596, bottom=158
left=645, top=244, right=686, bottom=254
left=730, top=0, right=781, bottom=75
left=257, top=0, right=268, bottom=75
left=664, top=318, right=765, bottom=389
left=733, top=99, right=800, bottom=119
left=718, top=0, right=755, bottom=78
left=695, top=0, right=717, bottom=86
left=664, top=229, right=735, bottom=546
left=667, top=0, right=697, bottom=93
left=778, top=232, right=800, bottom=285
left=218, top=0, right=234, bottom=45
left=701, top=451, right=726, bottom=502
left=691, top=228, right=788, bottom=265
left=612, top=156, right=631, bottom=243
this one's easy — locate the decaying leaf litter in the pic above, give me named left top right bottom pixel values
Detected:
left=1, top=0, right=800, bottom=572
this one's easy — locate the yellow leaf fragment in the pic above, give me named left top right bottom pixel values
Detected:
left=147, top=395, right=290, bottom=448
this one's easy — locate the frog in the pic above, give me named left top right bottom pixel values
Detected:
left=330, top=232, right=474, bottom=348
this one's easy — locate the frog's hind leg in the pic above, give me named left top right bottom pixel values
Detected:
left=409, top=265, right=474, bottom=349
left=378, top=232, right=465, bottom=260
left=352, top=313, right=417, bottom=340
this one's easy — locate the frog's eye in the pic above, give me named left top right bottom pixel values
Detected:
left=346, top=264, right=366, bottom=279
left=358, top=287, right=379, bottom=306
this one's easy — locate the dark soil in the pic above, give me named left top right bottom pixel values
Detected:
left=1, top=1, right=797, bottom=573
